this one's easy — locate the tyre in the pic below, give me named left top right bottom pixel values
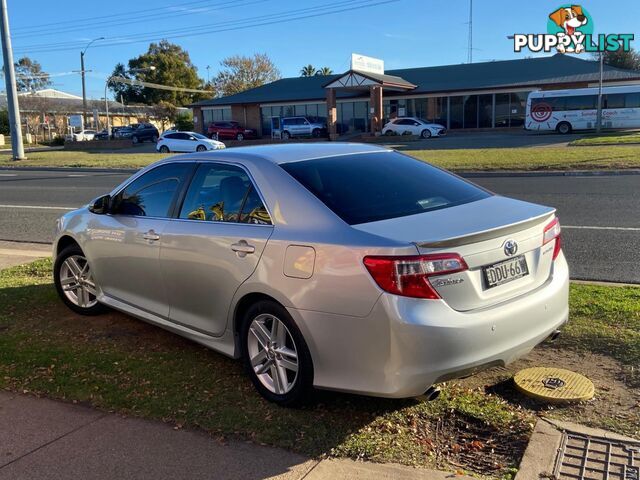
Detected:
left=151, top=134, right=159, bottom=142
left=236, top=133, right=244, bottom=141
left=132, top=135, right=140, bottom=144
left=421, top=129, right=432, bottom=139
left=384, top=129, right=394, bottom=136
left=159, top=145, right=170, bottom=153
left=54, top=244, right=106, bottom=316
left=241, top=300, right=313, bottom=406
left=311, top=129, right=321, bottom=138
left=196, top=144, right=207, bottom=152
left=282, top=131, right=291, bottom=140
left=556, top=122, right=572, bottom=134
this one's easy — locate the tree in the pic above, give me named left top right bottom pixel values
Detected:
left=174, top=111, right=194, bottom=131
left=149, top=101, right=178, bottom=131
left=315, top=67, right=333, bottom=76
left=593, top=48, right=640, bottom=70
left=13, top=57, right=52, bottom=92
left=109, top=40, right=206, bottom=106
left=300, top=64, right=316, bottom=77
left=214, top=53, right=280, bottom=97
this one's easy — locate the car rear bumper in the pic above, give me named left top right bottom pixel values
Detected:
left=289, top=251, right=569, bottom=398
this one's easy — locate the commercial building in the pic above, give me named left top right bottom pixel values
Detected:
left=190, top=54, right=640, bottom=138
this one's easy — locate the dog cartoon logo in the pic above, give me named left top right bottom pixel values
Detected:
left=547, top=5, right=592, bottom=53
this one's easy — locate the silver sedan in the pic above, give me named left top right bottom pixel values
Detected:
left=53, top=143, right=569, bottom=406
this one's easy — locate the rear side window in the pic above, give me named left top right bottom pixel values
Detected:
left=280, top=152, right=491, bottom=225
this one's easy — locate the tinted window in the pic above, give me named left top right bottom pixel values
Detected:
left=176, top=133, right=190, bottom=140
left=565, top=95, right=597, bottom=110
left=165, top=133, right=179, bottom=139
left=605, top=93, right=625, bottom=109
left=281, top=152, right=490, bottom=225
left=625, top=92, right=640, bottom=108
left=179, top=164, right=271, bottom=224
left=112, top=163, right=192, bottom=217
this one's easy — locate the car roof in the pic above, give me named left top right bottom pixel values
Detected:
left=161, top=143, right=391, bottom=165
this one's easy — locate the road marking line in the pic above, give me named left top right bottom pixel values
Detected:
left=0, top=174, right=17, bottom=176
left=0, top=204, right=75, bottom=211
left=564, top=225, right=640, bottom=232
left=67, top=174, right=86, bottom=177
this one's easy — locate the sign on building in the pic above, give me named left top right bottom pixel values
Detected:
left=68, top=115, right=83, bottom=128
left=350, top=53, right=384, bottom=75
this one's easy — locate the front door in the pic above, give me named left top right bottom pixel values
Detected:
left=160, top=162, right=274, bottom=336
left=87, top=162, right=194, bottom=317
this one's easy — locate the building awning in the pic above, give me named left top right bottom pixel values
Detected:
left=322, top=69, right=416, bottom=91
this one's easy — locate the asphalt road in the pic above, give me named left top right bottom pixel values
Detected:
left=0, top=168, right=638, bottom=284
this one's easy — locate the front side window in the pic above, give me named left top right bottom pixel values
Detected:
left=179, top=163, right=272, bottom=224
left=281, top=152, right=490, bottom=225
left=112, top=163, right=193, bottom=218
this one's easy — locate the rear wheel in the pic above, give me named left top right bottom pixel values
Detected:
left=236, top=133, right=244, bottom=141
left=54, top=245, right=105, bottom=316
left=241, top=300, right=313, bottom=406
left=556, top=122, right=572, bottom=134
left=421, top=129, right=432, bottom=139
left=196, top=144, right=207, bottom=152
left=151, top=134, right=159, bottom=142
left=282, top=131, right=291, bottom=140
left=384, top=129, right=394, bottom=136
left=132, top=135, right=140, bottom=144
left=311, top=129, right=321, bottom=138
left=159, top=145, right=170, bottom=153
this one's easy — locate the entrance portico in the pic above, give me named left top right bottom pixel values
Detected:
left=323, top=70, right=416, bottom=139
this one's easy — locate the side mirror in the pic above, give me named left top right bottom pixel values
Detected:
left=89, top=194, right=111, bottom=215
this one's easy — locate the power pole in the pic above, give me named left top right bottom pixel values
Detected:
left=467, top=0, right=473, bottom=63
left=80, top=51, right=87, bottom=128
left=0, top=0, right=25, bottom=160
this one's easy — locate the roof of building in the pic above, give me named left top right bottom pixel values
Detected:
left=17, top=88, right=82, bottom=100
left=192, top=54, right=640, bottom=107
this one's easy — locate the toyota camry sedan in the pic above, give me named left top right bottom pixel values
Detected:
left=53, top=143, right=568, bottom=406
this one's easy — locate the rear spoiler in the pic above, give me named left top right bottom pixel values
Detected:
left=416, top=211, right=555, bottom=249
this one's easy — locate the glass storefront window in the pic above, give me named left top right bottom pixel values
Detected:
left=295, top=104, right=306, bottom=116
left=495, top=93, right=510, bottom=128
left=463, top=95, right=478, bottom=129
left=449, top=96, right=463, bottom=129
left=479, top=94, right=493, bottom=128
left=202, top=107, right=231, bottom=126
left=510, top=92, right=530, bottom=127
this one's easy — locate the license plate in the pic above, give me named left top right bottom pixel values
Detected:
left=483, top=255, right=529, bottom=289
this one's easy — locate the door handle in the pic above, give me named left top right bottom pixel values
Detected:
left=143, top=230, right=160, bottom=241
left=231, top=240, right=255, bottom=257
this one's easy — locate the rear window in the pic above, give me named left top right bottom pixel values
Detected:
left=280, top=152, right=491, bottom=225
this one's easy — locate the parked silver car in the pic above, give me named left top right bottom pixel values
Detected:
left=281, top=116, right=326, bottom=139
left=53, top=143, right=569, bottom=406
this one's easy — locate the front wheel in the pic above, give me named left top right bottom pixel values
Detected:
left=132, top=135, right=140, bottom=144
left=282, top=131, right=291, bottom=140
left=54, top=245, right=105, bottom=316
left=556, top=122, right=572, bottom=134
left=151, top=134, right=159, bottom=142
left=196, top=144, right=207, bottom=152
left=241, top=300, right=313, bottom=406
left=311, top=129, right=321, bottom=138
left=421, top=129, right=432, bottom=139
left=236, top=133, right=244, bottom=141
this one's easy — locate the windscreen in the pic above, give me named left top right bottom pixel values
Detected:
left=280, top=151, right=491, bottom=225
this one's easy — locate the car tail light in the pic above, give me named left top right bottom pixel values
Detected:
left=543, top=217, right=562, bottom=260
left=363, top=254, right=468, bottom=299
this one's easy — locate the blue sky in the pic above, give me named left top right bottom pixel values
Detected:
left=5, top=0, right=640, bottom=100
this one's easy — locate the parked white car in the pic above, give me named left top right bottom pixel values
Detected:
left=382, top=117, right=446, bottom=139
left=156, top=132, right=225, bottom=153
left=65, top=129, right=97, bottom=142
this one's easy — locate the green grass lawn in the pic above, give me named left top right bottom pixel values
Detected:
left=1, top=145, right=640, bottom=171
left=0, top=260, right=638, bottom=476
left=570, top=131, right=640, bottom=146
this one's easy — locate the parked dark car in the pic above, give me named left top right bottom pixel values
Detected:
left=115, top=123, right=159, bottom=143
left=207, top=121, right=256, bottom=141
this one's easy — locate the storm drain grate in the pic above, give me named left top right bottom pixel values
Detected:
left=553, top=430, right=640, bottom=480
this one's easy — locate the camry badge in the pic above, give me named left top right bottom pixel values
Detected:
left=504, top=239, right=518, bottom=256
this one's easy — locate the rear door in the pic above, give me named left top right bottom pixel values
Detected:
left=160, top=162, right=274, bottom=336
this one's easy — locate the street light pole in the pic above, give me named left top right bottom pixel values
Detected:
left=596, top=52, right=604, bottom=134
left=0, top=0, right=24, bottom=160
left=80, top=37, right=104, bottom=129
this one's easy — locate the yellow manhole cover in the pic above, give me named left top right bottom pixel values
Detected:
left=514, top=367, right=594, bottom=403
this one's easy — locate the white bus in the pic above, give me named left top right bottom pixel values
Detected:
left=525, top=85, right=640, bottom=134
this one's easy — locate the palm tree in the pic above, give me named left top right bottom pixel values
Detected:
left=315, top=67, right=333, bottom=76
left=300, top=64, right=316, bottom=77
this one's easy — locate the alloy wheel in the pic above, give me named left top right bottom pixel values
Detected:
left=58, top=255, right=98, bottom=308
left=247, top=313, right=299, bottom=395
